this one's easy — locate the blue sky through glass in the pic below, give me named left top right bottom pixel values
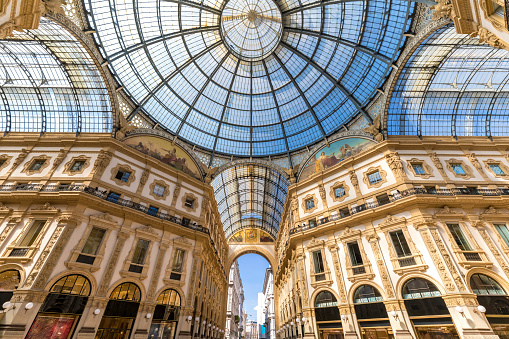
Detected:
left=237, top=253, right=270, bottom=321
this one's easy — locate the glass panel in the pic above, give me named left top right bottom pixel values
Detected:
left=490, top=164, right=505, bottom=175
left=347, top=242, right=363, bottom=266
left=368, top=171, right=382, bottom=184
left=412, top=163, right=426, bottom=174
left=172, top=249, right=185, bottom=273
left=153, top=184, right=165, bottom=196
left=70, top=161, right=85, bottom=171
left=312, top=250, right=325, bottom=274
left=306, top=199, right=315, bottom=209
left=0, top=270, right=20, bottom=291
left=26, top=314, right=77, bottom=339
left=402, top=278, right=441, bottom=299
left=353, top=285, right=383, bottom=304
left=390, top=230, right=412, bottom=257
left=470, top=273, right=506, bottom=295
left=82, top=227, right=106, bottom=255
left=446, top=224, right=472, bottom=251
left=132, top=239, right=150, bottom=265
left=451, top=164, right=466, bottom=175
left=19, top=220, right=46, bottom=247
left=334, top=187, right=345, bottom=198
left=495, top=224, right=509, bottom=246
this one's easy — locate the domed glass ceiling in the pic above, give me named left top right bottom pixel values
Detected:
left=85, top=0, right=413, bottom=156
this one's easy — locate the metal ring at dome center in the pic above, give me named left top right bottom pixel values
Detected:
left=221, top=0, right=282, bottom=61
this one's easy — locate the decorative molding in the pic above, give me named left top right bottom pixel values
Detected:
left=444, top=158, right=474, bottom=180
left=434, top=206, right=460, bottom=216
left=362, top=166, right=388, bottom=189
left=301, top=194, right=318, bottom=214
left=148, top=179, right=170, bottom=201
left=21, top=155, right=51, bottom=175
left=379, top=215, right=406, bottom=229
left=478, top=0, right=507, bottom=34
left=385, top=152, right=406, bottom=179
left=483, top=159, right=509, bottom=179
left=349, top=170, right=359, bottom=191
left=97, top=231, right=129, bottom=296
left=62, top=155, right=91, bottom=176
left=139, top=168, right=150, bottom=187
left=406, top=158, right=433, bottom=179
left=329, top=181, right=350, bottom=203
left=171, top=182, right=181, bottom=207
left=92, top=150, right=112, bottom=176
left=362, top=115, right=383, bottom=142
left=51, top=149, right=66, bottom=171
left=27, top=218, right=79, bottom=289
left=368, top=235, right=395, bottom=298
left=110, top=163, right=136, bottom=186
left=0, top=154, right=12, bottom=172
left=31, top=202, right=60, bottom=213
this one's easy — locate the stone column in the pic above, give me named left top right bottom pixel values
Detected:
left=75, top=297, right=109, bottom=339
left=383, top=300, right=415, bottom=339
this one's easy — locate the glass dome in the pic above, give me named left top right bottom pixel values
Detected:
left=85, top=0, right=413, bottom=156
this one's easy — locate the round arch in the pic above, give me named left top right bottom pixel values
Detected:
left=44, top=270, right=98, bottom=296
left=395, top=273, right=447, bottom=300
left=466, top=268, right=509, bottom=295
left=226, top=245, right=277, bottom=272
left=348, top=280, right=387, bottom=304
left=0, top=264, right=26, bottom=287
left=153, top=285, right=186, bottom=304
left=106, top=277, right=147, bottom=301
left=309, top=287, right=341, bottom=307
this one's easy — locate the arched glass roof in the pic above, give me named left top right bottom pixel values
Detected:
left=211, top=163, right=289, bottom=239
left=0, top=19, right=113, bottom=134
left=387, top=24, right=509, bottom=138
left=85, top=0, right=414, bottom=156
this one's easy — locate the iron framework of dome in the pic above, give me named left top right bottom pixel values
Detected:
left=0, top=19, right=113, bottom=134
left=387, top=23, right=509, bottom=138
left=211, top=163, right=289, bottom=239
left=85, top=0, right=414, bottom=157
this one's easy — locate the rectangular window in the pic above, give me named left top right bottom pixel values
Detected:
left=490, top=164, right=505, bottom=175
left=447, top=224, right=472, bottom=251
left=147, top=205, right=159, bottom=216
left=70, top=160, right=86, bottom=171
left=19, top=220, right=46, bottom=247
left=312, top=250, right=325, bottom=274
left=376, top=194, right=390, bottom=206
left=425, top=186, right=437, bottom=194
left=347, top=242, right=363, bottom=266
left=451, top=164, right=466, bottom=175
left=184, top=198, right=194, bottom=209
left=305, top=199, right=315, bottom=210
left=339, top=208, right=350, bottom=218
left=82, top=227, right=106, bottom=255
left=368, top=171, right=382, bottom=185
left=172, top=249, right=185, bottom=273
left=412, top=163, right=426, bottom=175
left=29, top=160, right=46, bottom=171
left=131, top=239, right=150, bottom=265
left=308, top=218, right=317, bottom=228
left=115, top=169, right=131, bottom=182
left=153, top=184, right=165, bottom=197
left=334, top=186, right=345, bottom=198
left=390, top=230, right=412, bottom=257
left=107, top=191, right=120, bottom=203
left=495, top=224, right=509, bottom=246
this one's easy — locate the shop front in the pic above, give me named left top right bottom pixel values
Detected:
left=314, top=290, right=343, bottom=339
left=353, top=285, right=393, bottom=339
left=148, top=288, right=181, bottom=339
left=402, top=278, right=458, bottom=339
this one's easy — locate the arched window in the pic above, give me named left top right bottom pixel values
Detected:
left=148, top=289, right=182, bottom=339
left=470, top=274, right=506, bottom=295
left=470, top=274, right=509, bottom=317
left=402, top=278, right=441, bottom=299
left=353, top=285, right=383, bottom=304
left=402, top=278, right=449, bottom=318
left=353, top=285, right=388, bottom=322
left=26, top=275, right=91, bottom=339
left=314, top=290, right=340, bottom=322
left=96, top=282, right=141, bottom=339
left=0, top=270, right=20, bottom=305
